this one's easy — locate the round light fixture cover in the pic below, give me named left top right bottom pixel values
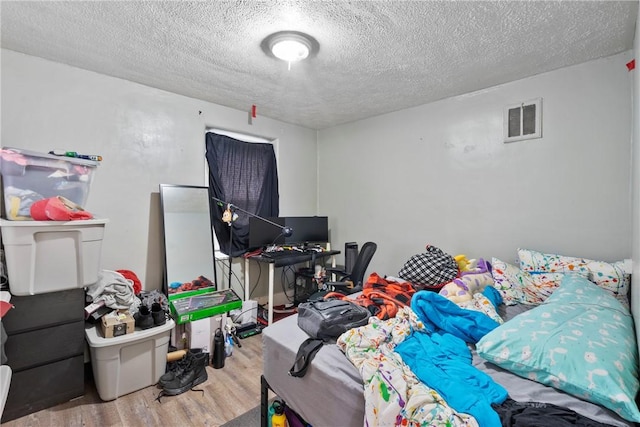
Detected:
left=262, top=31, right=319, bottom=63
left=271, top=38, right=309, bottom=62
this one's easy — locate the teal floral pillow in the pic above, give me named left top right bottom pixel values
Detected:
left=477, top=274, right=640, bottom=422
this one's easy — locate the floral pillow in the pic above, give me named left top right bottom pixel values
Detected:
left=518, top=248, right=629, bottom=301
left=491, top=258, right=565, bottom=305
left=477, top=274, right=640, bottom=422
left=490, top=258, right=526, bottom=306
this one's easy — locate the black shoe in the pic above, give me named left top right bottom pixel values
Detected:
left=134, top=305, right=154, bottom=329
left=158, top=348, right=204, bottom=388
left=151, top=302, right=166, bottom=326
left=161, top=352, right=209, bottom=396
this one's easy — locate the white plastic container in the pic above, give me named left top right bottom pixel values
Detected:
left=0, top=365, right=11, bottom=418
left=85, top=319, right=175, bottom=401
left=0, top=218, right=108, bottom=295
left=0, top=147, right=99, bottom=220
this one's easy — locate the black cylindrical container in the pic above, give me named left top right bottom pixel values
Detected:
left=212, top=328, right=226, bottom=369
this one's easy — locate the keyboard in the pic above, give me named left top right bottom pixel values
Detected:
left=261, top=249, right=307, bottom=259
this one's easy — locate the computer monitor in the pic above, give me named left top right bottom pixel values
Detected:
left=284, top=216, right=329, bottom=246
left=248, top=216, right=329, bottom=249
left=248, top=216, right=286, bottom=249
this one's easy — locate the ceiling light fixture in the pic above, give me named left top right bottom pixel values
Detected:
left=262, top=31, right=319, bottom=71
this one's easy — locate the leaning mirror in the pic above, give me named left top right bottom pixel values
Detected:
left=159, top=184, right=217, bottom=293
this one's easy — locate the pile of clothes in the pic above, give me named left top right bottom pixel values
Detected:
left=85, top=269, right=169, bottom=330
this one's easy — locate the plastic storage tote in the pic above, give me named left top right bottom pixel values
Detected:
left=0, top=218, right=108, bottom=295
left=0, top=147, right=98, bottom=220
left=85, top=319, right=175, bottom=401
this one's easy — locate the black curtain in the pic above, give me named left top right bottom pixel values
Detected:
left=205, top=132, right=279, bottom=257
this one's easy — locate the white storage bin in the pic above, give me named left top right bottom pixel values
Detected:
left=0, top=147, right=99, bottom=220
left=0, top=218, right=108, bottom=295
left=85, top=319, right=175, bottom=401
left=0, top=365, right=11, bottom=418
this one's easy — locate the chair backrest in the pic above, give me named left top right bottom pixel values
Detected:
left=344, top=242, right=359, bottom=274
left=349, top=242, right=377, bottom=288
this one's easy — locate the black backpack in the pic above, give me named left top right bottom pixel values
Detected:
left=289, top=299, right=370, bottom=377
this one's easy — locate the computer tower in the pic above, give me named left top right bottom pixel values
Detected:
left=344, top=242, right=358, bottom=274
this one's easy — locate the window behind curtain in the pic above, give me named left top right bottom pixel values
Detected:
left=205, top=132, right=279, bottom=257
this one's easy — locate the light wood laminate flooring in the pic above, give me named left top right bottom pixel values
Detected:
left=2, top=334, right=265, bottom=427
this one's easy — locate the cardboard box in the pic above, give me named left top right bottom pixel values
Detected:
left=186, top=318, right=214, bottom=352
left=169, top=287, right=242, bottom=325
left=101, top=311, right=134, bottom=338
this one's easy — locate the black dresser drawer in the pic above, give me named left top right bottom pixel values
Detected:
left=3, top=287, right=85, bottom=334
left=5, top=320, right=85, bottom=372
left=0, top=355, right=85, bottom=423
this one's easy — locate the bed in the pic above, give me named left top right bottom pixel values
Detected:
left=261, top=249, right=639, bottom=427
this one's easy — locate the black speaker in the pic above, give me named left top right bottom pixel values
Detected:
left=344, top=242, right=358, bottom=274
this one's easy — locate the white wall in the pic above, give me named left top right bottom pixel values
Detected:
left=1, top=49, right=319, bottom=296
left=319, top=51, right=634, bottom=277
left=631, top=5, right=640, bottom=358
left=2, top=48, right=635, bottom=305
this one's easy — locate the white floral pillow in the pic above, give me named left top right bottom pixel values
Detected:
left=518, top=248, right=629, bottom=302
left=517, top=248, right=587, bottom=274
left=491, top=258, right=567, bottom=305
left=520, top=271, right=569, bottom=305
left=491, top=258, right=526, bottom=306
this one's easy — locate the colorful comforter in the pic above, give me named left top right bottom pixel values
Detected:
left=396, top=291, right=507, bottom=427
left=337, top=290, right=507, bottom=427
left=337, top=307, right=479, bottom=426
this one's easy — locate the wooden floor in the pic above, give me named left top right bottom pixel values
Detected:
left=2, top=334, right=266, bottom=427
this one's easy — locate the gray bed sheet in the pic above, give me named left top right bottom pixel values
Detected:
left=262, top=305, right=634, bottom=427
left=262, top=313, right=364, bottom=426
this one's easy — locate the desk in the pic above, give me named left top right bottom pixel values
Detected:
left=214, top=249, right=230, bottom=290
left=244, top=249, right=340, bottom=325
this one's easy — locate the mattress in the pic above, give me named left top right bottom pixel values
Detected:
left=262, top=313, right=364, bottom=426
left=262, top=305, right=634, bottom=427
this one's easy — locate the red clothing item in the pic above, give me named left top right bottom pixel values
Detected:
left=325, top=272, right=416, bottom=320
left=30, top=196, right=93, bottom=221
left=117, top=269, right=142, bottom=294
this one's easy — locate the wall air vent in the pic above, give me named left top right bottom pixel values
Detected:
left=504, top=98, right=542, bottom=143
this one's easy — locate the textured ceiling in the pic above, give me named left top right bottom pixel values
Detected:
left=1, top=1, right=637, bottom=130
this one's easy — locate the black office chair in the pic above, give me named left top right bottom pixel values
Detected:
left=325, top=241, right=377, bottom=294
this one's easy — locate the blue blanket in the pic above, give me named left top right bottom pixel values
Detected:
left=412, top=289, right=501, bottom=342
left=395, top=291, right=507, bottom=427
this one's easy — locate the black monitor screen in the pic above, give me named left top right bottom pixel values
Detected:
left=284, top=216, right=329, bottom=245
left=248, top=216, right=329, bottom=249
left=248, top=216, right=286, bottom=249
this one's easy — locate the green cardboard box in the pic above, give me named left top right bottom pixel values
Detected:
left=168, top=287, right=242, bottom=324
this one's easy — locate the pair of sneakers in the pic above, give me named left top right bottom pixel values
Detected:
left=157, top=348, right=209, bottom=398
left=134, top=302, right=166, bottom=329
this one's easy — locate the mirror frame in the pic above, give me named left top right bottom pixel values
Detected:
left=159, top=184, right=218, bottom=294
